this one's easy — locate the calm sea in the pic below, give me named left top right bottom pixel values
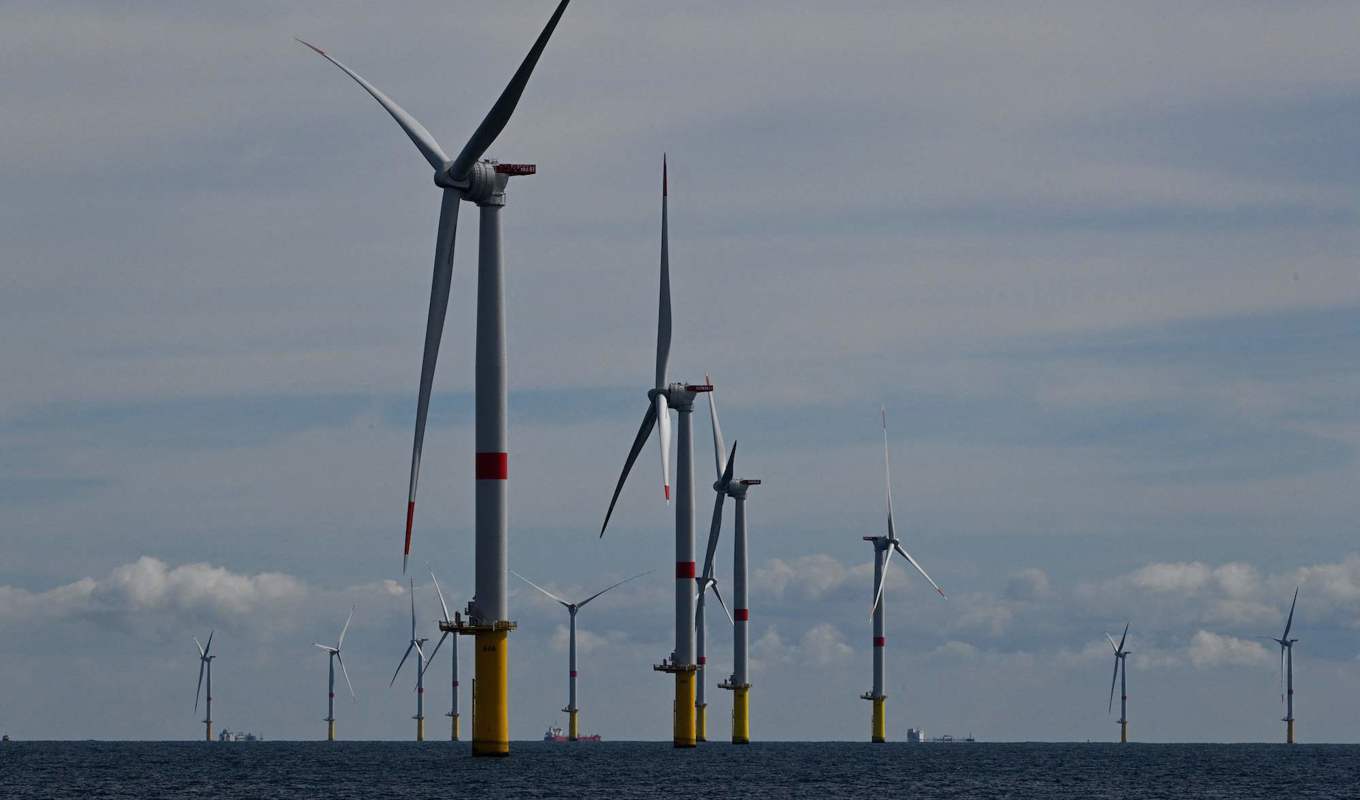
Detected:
left=2, top=741, right=1357, bottom=799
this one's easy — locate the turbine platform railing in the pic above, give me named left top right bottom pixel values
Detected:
left=652, top=658, right=698, bottom=674
left=717, top=678, right=751, bottom=691
left=439, top=617, right=517, bottom=636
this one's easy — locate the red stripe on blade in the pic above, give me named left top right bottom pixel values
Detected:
left=475, top=452, right=508, bottom=480
left=675, top=561, right=695, bottom=579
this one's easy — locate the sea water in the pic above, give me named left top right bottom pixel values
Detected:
left=2, top=741, right=1357, bottom=799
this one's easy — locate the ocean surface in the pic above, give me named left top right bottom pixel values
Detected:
left=2, top=741, right=1358, bottom=799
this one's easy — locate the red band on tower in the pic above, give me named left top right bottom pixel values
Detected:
left=735, top=608, right=749, bottom=621
left=873, top=636, right=886, bottom=647
left=570, top=670, right=578, bottom=678
left=675, top=561, right=695, bottom=579
left=475, top=452, right=508, bottom=480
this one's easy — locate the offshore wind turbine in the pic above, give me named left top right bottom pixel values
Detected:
left=297, top=0, right=572, bottom=757
left=390, top=579, right=429, bottom=741
left=704, top=380, right=761, bottom=744
left=1268, top=587, right=1299, bottom=744
left=427, top=569, right=461, bottom=741
left=314, top=607, right=356, bottom=741
left=193, top=632, right=215, bottom=742
left=511, top=569, right=651, bottom=740
left=694, top=505, right=732, bottom=744
left=1106, top=623, right=1131, bottom=743
left=600, top=159, right=712, bottom=748
left=862, top=408, right=946, bottom=743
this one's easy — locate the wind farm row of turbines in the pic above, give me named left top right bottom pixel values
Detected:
left=168, top=0, right=1311, bottom=754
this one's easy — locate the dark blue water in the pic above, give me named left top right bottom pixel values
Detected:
left=2, top=742, right=1357, bottom=798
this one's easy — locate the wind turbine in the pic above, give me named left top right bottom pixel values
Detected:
left=1106, top=623, right=1131, bottom=743
left=861, top=408, right=946, bottom=743
left=297, top=0, right=572, bottom=757
left=1268, top=587, right=1299, bottom=744
left=426, top=569, right=462, bottom=741
left=704, top=379, right=761, bottom=744
left=511, top=569, right=651, bottom=740
left=390, top=579, right=429, bottom=741
left=600, top=158, right=712, bottom=748
left=315, top=607, right=356, bottom=741
left=193, top=632, right=215, bottom=742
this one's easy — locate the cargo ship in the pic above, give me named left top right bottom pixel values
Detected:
left=543, top=725, right=601, bottom=742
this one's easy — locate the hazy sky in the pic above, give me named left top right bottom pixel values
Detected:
left=2, top=1, right=1358, bottom=742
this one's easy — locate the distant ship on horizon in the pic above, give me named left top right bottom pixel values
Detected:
left=543, top=726, right=601, bottom=743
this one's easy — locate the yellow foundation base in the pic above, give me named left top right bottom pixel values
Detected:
left=327, top=720, right=335, bottom=742
left=1287, top=719, right=1295, bottom=744
left=871, top=697, right=886, bottom=743
left=696, top=703, right=707, bottom=742
left=673, top=672, right=696, bottom=748
left=732, top=687, right=750, bottom=744
left=472, top=630, right=510, bottom=757
left=205, top=722, right=213, bottom=742
left=416, top=717, right=425, bottom=742
left=569, top=709, right=579, bottom=741
left=451, top=713, right=460, bottom=741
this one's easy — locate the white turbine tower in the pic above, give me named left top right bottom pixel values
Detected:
left=298, top=0, right=572, bottom=757
left=315, top=607, right=356, bottom=741
left=511, top=569, right=651, bottom=741
left=426, top=569, right=462, bottom=741
left=1268, top=587, right=1299, bottom=744
left=600, top=159, right=712, bottom=748
left=390, top=579, right=429, bottom=741
left=1106, top=623, right=1130, bottom=743
left=703, top=379, right=760, bottom=744
left=862, top=408, right=946, bottom=743
left=193, top=632, right=215, bottom=742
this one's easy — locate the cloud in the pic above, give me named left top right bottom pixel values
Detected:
left=1004, top=567, right=1053, bottom=601
left=0, top=556, right=305, bottom=631
left=1187, top=630, right=1272, bottom=668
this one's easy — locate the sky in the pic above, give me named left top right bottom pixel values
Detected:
left=1, top=1, right=1358, bottom=742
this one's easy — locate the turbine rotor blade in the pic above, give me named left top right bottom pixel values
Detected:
left=194, top=636, right=205, bottom=659
left=882, top=406, right=896, bottom=540
left=203, top=631, right=214, bottom=657
left=391, top=642, right=416, bottom=687
left=701, top=488, right=726, bottom=584
left=404, top=189, right=461, bottom=573
left=194, top=657, right=206, bottom=713
left=338, top=605, right=354, bottom=650
left=1108, top=656, right=1119, bottom=713
left=655, top=156, right=671, bottom=391
left=315, top=643, right=337, bottom=653
left=892, top=541, right=946, bottom=598
left=408, top=578, right=417, bottom=640
left=710, top=581, right=733, bottom=625
left=600, top=402, right=658, bottom=536
left=337, top=652, right=356, bottom=699
left=656, top=393, right=672, bottom=503
left=577, top=569, right=654, bottom=609
left=1117, top=622, right=1129, bottom=653
left=705, top=374, right=727, bottom=478
left=447, top=0, right=571, bottom=180
left=426, top=631, right=449, bottom=667
left=869, top=546, right=895, bottom=619
left=1283, top=586, right=1298, bottom=640
left=510, top=570, right=570, bottom=607
left=429, top=568, right=452, bottom=622
left=294, top=38, right=450, bottom=171
left=1105, top=633, right=1119, bottom=653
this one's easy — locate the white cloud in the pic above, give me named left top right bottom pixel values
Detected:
left=0, top=556, right=305, bottom=629
left=1004, top=568, right=1053, bottom=601
left=1187, top=630, right=1272, bottom=669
